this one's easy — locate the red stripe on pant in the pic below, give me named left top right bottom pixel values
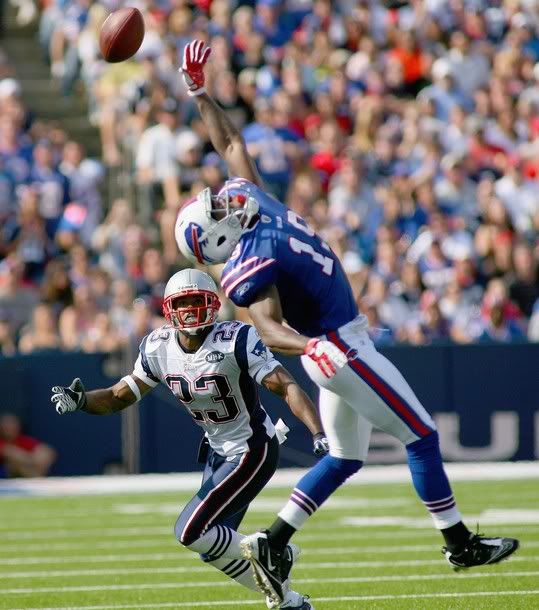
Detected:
left=327, top=331, right=431, bottom=437
left=180, top=442, right=268, bottom=545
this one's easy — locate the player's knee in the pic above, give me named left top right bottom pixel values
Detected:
left=406, top=430, right=441, bottom=462
left=323, top=454, right=363, bottom=482
left=174, top=516, right=198, bottom=547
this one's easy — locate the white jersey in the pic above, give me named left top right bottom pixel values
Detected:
left=133, top=321, right=279, bottom=457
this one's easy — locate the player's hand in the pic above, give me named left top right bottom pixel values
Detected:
left=304, top=338, right=348, bottom=379
left=180, top=40, right=211, bottom=96
left=51, top=378, right=87, bottom=414
left=313, top=432, right=329, bottom=457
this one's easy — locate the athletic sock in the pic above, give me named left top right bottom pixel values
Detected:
left=271, top=455, right=363, bottom=550
left=185, top=524, right=244, bottom=560
left=267, top=517, right=297, bottom=551
left=441, top=521, right=471, bottom=552
left=406, top=431, right=463, bottom=529
left=202, top=555, right=260, bottom=592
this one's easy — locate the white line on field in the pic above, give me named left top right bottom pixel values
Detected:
left=6, top=590, right=539, bottom=610
left=3, top=543, right=539, bottom=568
left=296, top=524, right=536, bottom=541
left=2, top=461, right=538, bottom=498
left=0, top=499, right=412, bottom=532
left=2, top=557, right=536, bottom=590
left=0, top=524, right=173, bottom=540
left=3, top=519, right=538, bottom=542
left=2, top=565, right=539, bottom=582
left=1, top=524, right=534, bottom=551
left=3, top=491, right=538, bottom=525
left=0, top=539, right=171, bottom=553
left=343, top=509, right=539, bottom=528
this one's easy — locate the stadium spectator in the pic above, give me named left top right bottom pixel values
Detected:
left=0, top=0, right=537, bottom=354
left=0, top=254, right=39, bottom=337
left=528, top=300, right=539, bottom=342
left=241, top=99, right=292, bottom=201
left=136, top=98, right=183, bottom=222
left=0, top=413, right=56, bottom=477
left=478, top=298, right=526, bottom=344
left=0, top=309, right=16, bottom=355
left=506, top=241, right=539, bottom=318
left=18, top=302, right=61, bottom=353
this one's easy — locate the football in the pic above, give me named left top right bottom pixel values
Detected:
left=99, top=7, right=145, bottom=63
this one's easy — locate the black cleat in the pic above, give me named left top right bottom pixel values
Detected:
left=240, top=530, right=299, bottom=604
left=443, top=533, right=520, bottom=570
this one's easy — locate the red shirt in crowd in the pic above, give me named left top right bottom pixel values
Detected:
left=0, top=435, right=40, bottom=464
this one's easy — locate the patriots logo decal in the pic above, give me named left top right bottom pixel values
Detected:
left=251, top=339, right=268, bottom=361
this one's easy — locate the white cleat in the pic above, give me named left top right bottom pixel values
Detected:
left=240, top=531, right=300, bottom=605
left=266, top=591, right=314, bottom=609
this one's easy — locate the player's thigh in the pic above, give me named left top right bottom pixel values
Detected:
left=357, top=341, right=435, bottom=434
left=318, top=386, right=372, bottom=461
left=200, top=450, right=248, bottom=529
left=303, top=339, right=434, bottom=445
left=175, top=436, right=278, bottom=542
left=213, top=436, right=279, bottom=526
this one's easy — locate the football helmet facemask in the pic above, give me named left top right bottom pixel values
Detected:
left=162, top=269, right=221, bottom=335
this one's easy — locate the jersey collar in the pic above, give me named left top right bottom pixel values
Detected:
left=174, top=326, right=214, bottom=355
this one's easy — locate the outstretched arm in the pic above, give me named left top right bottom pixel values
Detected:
left=181, top=40, right=263, bottom=187
left=194, top=93, right=263, bottom=186
left=51, top=376, right=153, bottom=416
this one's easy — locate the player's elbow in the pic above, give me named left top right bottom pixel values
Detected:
left=224, top=137, right=246, bottom=164
left=256, top=326, right=276, bottom=350
left=108, top=384, right=136, bottom=412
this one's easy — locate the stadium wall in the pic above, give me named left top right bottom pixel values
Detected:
left=1, top=343, right=538, bottom=476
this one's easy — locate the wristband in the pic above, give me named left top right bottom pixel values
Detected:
left=187, top=86, right=206, bottom=97
left=121, top=376, right=142, bottom=402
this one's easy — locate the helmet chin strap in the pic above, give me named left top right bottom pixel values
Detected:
left=178, top=323, right=215, bottom=338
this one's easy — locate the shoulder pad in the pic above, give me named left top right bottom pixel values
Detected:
left=211, top=320, right=245, bottom=347
left=144, top=326, right=174, bottom=351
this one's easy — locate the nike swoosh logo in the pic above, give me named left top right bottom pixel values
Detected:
left=487, top=542, right=514, bottom=563
left=265, top=554, right=276, bottom=572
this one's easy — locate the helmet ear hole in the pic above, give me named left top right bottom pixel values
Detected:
left=217, top=236, right=226, bottom=246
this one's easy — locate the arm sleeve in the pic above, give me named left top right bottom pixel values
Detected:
left=234, top=325, right=280, bottom=384
left=132, top=336, right=160, bottom=387
left=223, top=258, right=278, bottom=307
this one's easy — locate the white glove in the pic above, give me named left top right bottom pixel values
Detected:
left=304, top=338, right=348, bottom=379
left=313, top=433, right=329, bottom=457
left=275, top=418, right=290, bottom=444
left=51, top=378, right=87, bottom=414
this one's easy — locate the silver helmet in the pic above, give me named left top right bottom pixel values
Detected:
left=162, top=269, right=221, bottom=335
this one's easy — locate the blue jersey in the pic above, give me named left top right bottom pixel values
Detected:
left=220, top=178, right=359, bottom=337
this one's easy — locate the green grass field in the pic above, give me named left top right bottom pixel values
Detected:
left=1, top=476, right=538, bottom=610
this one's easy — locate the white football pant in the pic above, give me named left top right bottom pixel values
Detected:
left=301, top=317, right=436, bottom=460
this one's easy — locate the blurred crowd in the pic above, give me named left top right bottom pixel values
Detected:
left=1, top=0, right=539, bottom=357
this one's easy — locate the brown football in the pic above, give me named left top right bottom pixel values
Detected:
left=99, top=7, right=145, bottom=63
